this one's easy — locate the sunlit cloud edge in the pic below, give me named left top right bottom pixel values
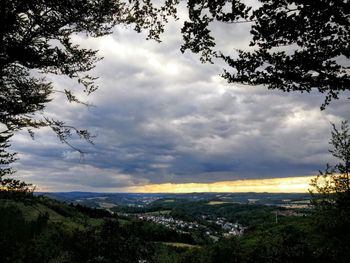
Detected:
left=125, top=176, right=315, bottom=193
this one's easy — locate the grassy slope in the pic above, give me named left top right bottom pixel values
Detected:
left=0, top=197, right=105, bottom=231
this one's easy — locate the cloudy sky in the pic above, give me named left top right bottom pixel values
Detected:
left=10, top=9, right=350, bottom=192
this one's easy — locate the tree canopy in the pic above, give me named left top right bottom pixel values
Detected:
left=0, top=0, right=178, bottom=180
left=310, top=120, right=350, bottom=208
left=309, top=120, right=350, bottom=261
left=180, top=0, right=350, bottom=109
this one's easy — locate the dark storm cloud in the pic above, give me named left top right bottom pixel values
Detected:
left=9, top=19, right=350, bottom=191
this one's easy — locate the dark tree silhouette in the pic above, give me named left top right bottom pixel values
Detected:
left=0, top=133, right=15, bottom=177
left=310, top=120, right=350, bottom=208
left=309, top=120, right=350, bottom=263
left=180, top=0, right=349, bottom=109
left=0, top=0, right=178, bottom=179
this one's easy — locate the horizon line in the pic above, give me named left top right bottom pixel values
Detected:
left=35, top=175, right=315, bottom=194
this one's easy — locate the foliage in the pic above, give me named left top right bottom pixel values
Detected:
left=310, top=120, right=350, bottom=209
left=0, top=196, right=152, bottom=263
left=151, top=220, right=314, bottom=263
left=309, top=120, right=350, bottom=263
left=0, top=0, right=179, bottom=177
left=242, top=224, right=311, bottom=263
left=1, top=134, right=34, bottom=197
left=0, top=133, right=16, bottom=177
left=2, top=193, right=350, bottom=263
left=180, top=0, right=350, bottom=110
left=0, top=132, right=34, bottom=196
left=0, top=178, right=35, bottom=198
left=0, top=202, right=50, bottom=263
left=166, top=200, right=277, bottom=227
left=69, top=219, right=149, bottom=263
left=71, top=203, right=113, bottom=218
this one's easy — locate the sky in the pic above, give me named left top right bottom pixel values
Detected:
left=10, top=7, right=350, bottom=192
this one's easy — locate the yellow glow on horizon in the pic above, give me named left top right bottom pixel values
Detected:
left=127, top=176, right=315, bottom=193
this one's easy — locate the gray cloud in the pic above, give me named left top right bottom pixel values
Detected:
left=9, top=14, right=350, bottom=191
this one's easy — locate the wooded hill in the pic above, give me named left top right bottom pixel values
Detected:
left=1, top=190, right=350, bottom=263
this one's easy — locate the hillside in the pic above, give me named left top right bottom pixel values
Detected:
left=0, top=194, right=154, bottom=263
left=1, top=192, right=350, bottom=263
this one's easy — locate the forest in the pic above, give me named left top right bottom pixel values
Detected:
left=1, top=178, right=350, bottom=263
